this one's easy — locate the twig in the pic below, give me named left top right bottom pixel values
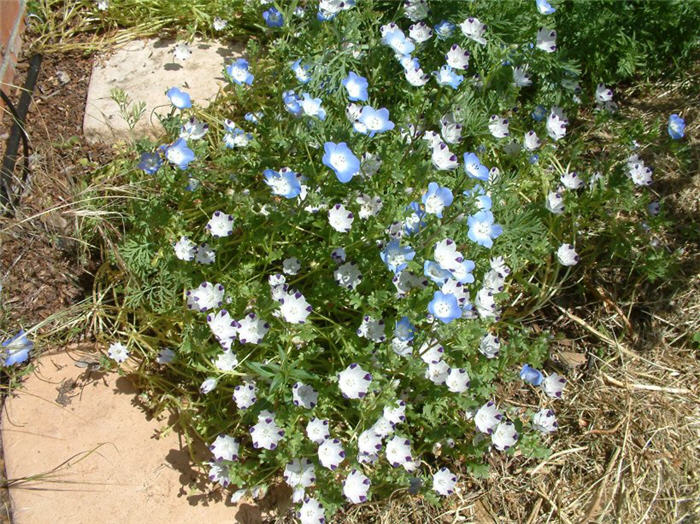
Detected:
left=582, top=447, right=621, bottom=522
left=529, top=446, right=588, bottom=475
left=525, top=497, right=543, bottom=524
left=601, top=373, right=693, bottom=395
left=555, top=306, right=679, bottom=374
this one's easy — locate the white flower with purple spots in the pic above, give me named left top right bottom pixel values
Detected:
left=207, top=309, right=238, bottom=349
left=533, top=408, right=558, bottom=433
left=284, top=458, right=316, bottom=488
left=357, top=315, right=386, bottom=343
left=343, top=469, right=370, bottom=504
left=460, top=17, right=486, bottom=45
left=488, top=115, right=510, bottom=138
left=334, top=261, right=362, bottom=289
left=215, top=350, right=239, bottom=371
left=206, top=211, right=234, bottom=237
left=408, top=21, right=432, bottom=42
left=474, top=401, right=503, bottom=434
left=108, top=342, right=129, bottom=363
left=446, top=44, right=470, bottom=70
left=545, top=191, right=565, bottom=214
left=297, top=497, right=325, bottom=524
left=523, top=130, right=541, bottom=151
left=208, top=461, right=230, bottom=487
left=426, top=360, right=450, bottom=385
left=200, top=377, right=218, bottom=394
left=318, top=438, right=345, bottom=470
left=536, top=27, right=557, bottom=52
left=237, top=312, right=269, bottom=344
left=250, top=414, right=284, bottom=450
left=561, top=171, right=584, bottom=190
left=338, top=363, right=372, bottom=399
left=173, top=236, right=196, bottom=261
left=186, top=282, right=225, bottom=312
left=292, top=382, right=318, bottom=408
left=358, top=429, right=383, bottom=458
left=328, top=203, right=354, bottom=233
left=233, top=380, right=257, bottom=409
left=557, top=243, right=579, bottom=266
left=431, top=142, right=459, bottom=171
left=491, top=420, right=518, bottom=451
left=433, top=467, right=457, bottom=496
left=479, top=333, right=501, bottom=358
left=542, top=372, right=566, bottom=399
left=279, top=290, right=312, bottom=324
left=385, top=435, right=413, bottom=468
left=210, top=434, right=240, bottom=462
left=306, top=418, right=330, bottom=444
left=546, top=106, right=568, bottom=141
left=195, top=243, right=215, bottom=264
left=446, top=368, right=470, bottom=393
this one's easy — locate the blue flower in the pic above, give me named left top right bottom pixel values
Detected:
left=317, top=9, right=336, bottom=22
left=300, top=93, right=326, bottom=120
left=463, top=152, right=489, bottom=181
left=226, top=58, right=254, bottom=86
left=323, top=142, right=360, bottom=183
left=264, top=168, right=301, bottom=199
left=245, top=111, right=263, bottom=124
left=283, top=90, right=303, bottom=116
left=262, top=7, right=284, bottom=27
left=291, top=59, right=311, bottom=84
left=531, top=105, right=547, bottom=122
left=463, top=184, right=492, bottom=210
left=395, top=317, right=415, bottom=341
left=529, top=154, right=539, bottom=164
left=382, top=29, right=415, bottom=55
left=433, top=65, right=463, bottom=89
left=1, top=330, right=33, bottom=367
left=380, top=239, right=416, bottom=274
left=520, top=364, right=544, bottom=386
left=165, top=138, right=196, bottom=170
left=403, top=201, right=426, bottom=235
left=138, top=152, right=162, bottom=174
left=422, top=182, right=453, bottom=218
left=434, top=20, right=455, bottom=39
left=223, top=126, right=253, bottom=148
left=424, top=261, right=452, bottom=285
left=668, top=114, right=685, bottom=140
left=535, top=0, right=556, bottom=14
left=428, top=291, right=462, bottom=324
left=166, top=87, right=191, bottom=109
left=356, top=106, right=395, bottom=137
left=467, top=210, right=503, bottom=248
left=342, top=72, right=369, bottom=102
left=450, top=259, right=476, bottom=284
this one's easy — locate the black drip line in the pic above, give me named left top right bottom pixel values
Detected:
left=1, top=54, right=42, bottom=217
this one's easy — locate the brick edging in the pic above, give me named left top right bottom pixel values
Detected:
left=0, top=0, right=27, bottom=100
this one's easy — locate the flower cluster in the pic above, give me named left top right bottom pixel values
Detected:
left=109, top=0, right=676, bottom=518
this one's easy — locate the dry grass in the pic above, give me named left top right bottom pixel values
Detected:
left=330, top=74, right=700, bottom=524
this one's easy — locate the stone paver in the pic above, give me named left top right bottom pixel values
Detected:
left=83, top=38, right=242, bottom=143
left=1, top=351, right=256, bottom=524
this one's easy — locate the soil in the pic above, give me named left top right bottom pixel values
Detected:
left=1, top=50, right=112, bottom=328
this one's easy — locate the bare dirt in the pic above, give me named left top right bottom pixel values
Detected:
left=1, top=50, right=111, bottom=328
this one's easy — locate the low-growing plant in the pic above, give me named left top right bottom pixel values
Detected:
left=93, top=0, right=688, bottom=520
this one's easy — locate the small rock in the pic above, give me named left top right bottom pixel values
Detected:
left=559, top=351, right=587, bottom=369
left=56, top=70, right=71, bottom=84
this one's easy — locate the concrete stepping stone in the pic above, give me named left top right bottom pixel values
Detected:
left=83, top=38, right=242, bottom=143
left=1, top=351, right=255, bottom=523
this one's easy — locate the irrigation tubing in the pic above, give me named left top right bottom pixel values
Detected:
left=1, top=54, right=42, bottom=216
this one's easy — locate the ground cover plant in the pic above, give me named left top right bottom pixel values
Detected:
left=2, top=0, right=697, bottom=522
